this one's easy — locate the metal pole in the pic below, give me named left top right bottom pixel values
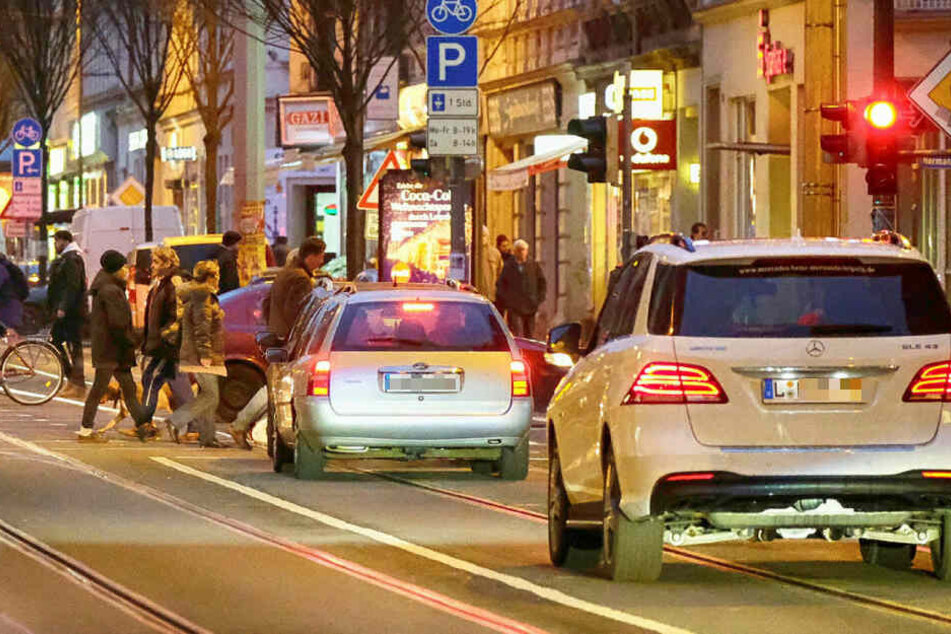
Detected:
left=449, top=156, right=468, bottom=282
left=621, top=74, right=633, bottom=261
left=870, top=0, right=896, bottom=231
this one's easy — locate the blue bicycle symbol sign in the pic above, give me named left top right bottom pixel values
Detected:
left=11, top=118, right=42, bottom=147
left=426, top=0, right=477, bottom=34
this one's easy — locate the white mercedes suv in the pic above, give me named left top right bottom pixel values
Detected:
left=546, top=233, right=951, bottom=582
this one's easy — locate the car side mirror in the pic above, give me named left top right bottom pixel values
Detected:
left=265, top=347, right=288, bottom=365
left=547, top=322, right=582, bottom=361
left=255, top=331, right=284, bottom=354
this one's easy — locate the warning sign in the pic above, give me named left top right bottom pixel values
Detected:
left=357, top=150, right=405, bottom=211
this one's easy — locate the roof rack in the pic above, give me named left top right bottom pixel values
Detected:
left=870, top=230, right=912, bottom=249
left=648, top=232, right=696, bottom=253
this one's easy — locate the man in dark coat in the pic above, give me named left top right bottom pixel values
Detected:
left=272, top=236, right=289, bottom=267
left=215, top=230, right=242, bottom=294
left=267, top=237, right=325, bottom=339
left=495, top=239, right=547, bottom=338
left=79, top=251, right=153, bottom=443
left=48, top=230, right=87, bottom=398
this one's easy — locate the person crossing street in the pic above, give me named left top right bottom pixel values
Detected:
left=48, top=230, right=87, bottom=399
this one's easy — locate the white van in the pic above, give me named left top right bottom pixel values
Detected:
left=71, top=206, right=184, bottom=276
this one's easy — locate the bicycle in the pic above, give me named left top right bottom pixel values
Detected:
left=430, top=0, right=473, bottom=23
left=0, top=335, right=65, bottom=405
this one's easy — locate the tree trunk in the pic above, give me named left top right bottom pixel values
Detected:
left=144, top=119, right=157, bottom=242
left=203, top=130, right=220, bottom=233
left=342, top=112, right=365, bottom=280
left=38, top=131, right=49, bottom=282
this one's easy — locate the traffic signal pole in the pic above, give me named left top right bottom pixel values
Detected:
left=621, top=76, right=634, bottom=261
left=871, top=0, right=897, bottom=231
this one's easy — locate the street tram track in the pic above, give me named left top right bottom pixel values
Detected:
left=349, top=466, right=951, bottom=627
left=0, top=516, right=210, bottom=634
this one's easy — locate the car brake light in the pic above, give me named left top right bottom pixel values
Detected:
left=665, top=473, right=715, bottom=482
left=923, top=471, right=951, bottom=479
left=623, top=362, right=728, bottom=405
left=511, top=360, right=530, bottom=398
left=904, top=361, right=951, bottom=402
left=308, top=360, right=331, bottom=397
left=401, top=302, right=434, bottom=313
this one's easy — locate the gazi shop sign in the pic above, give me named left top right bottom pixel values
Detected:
left=618, top=119, right=677, bottom=171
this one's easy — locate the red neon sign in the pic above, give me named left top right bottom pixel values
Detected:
left=757, top=10, right=794, bottom=84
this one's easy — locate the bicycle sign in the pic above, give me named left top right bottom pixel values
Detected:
left=10, top=118, right=42, bottom=148
left=426, top=0, right=477, bottom=34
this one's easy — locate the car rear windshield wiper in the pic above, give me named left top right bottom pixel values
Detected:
left=809, top=324, right=894, bottom=335
left=365, top=336, right=425, bottom=347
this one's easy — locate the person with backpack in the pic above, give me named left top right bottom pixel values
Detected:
left=0, top=252, right=27, bottom=342
left=48, top=230, right=87, bottom=398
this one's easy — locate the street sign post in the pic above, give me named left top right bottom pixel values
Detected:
left=426, top=0, right=477, bottom=34
left=426, top=36, right=478, bottom=88
left=909, top=48, right=951, bottom=138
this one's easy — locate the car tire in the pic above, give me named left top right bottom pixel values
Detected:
left=294, top=433, right=326, bottom=480
left=858, top=538, right=916, bottom=570
left=602, top=447, right=663, bottom=582
left=498, top=435, right=529, bottom=481
left=470, top=461, right=495, bottom=475
left=549, top=444, right=595, bottom=567
left=931, top=512, right=951, bottom=580
left=217, top=364, right=265, bottom=423
left=270, top=419, right=293, bottom=473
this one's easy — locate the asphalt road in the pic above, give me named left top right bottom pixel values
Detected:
left=2, top=395, right=951, bottom=634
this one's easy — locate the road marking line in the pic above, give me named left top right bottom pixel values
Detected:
left=0, top=432, right=547, bottom=634
left=153, top=457, right=697, bottom=634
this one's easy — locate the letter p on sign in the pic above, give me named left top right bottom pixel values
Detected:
left=426, top=36, right=478, bottom=88
left=13, top=149, right=42, bottom=178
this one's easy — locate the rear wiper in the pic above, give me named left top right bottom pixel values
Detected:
left=809, top=324, right=893, bottom=335
left=366, top=336, right=424, bottom=346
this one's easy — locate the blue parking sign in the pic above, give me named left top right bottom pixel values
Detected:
left=13, top=149, right=42, bottom=178
left=426, top=0, right=477, bottom=35
left=427, top=36, right=478, bottom=88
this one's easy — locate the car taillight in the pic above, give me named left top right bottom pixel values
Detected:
left=923, top=471, right=951, bottom=479
left=511, top=360, right=530, bottom=398
left=665, top=472, right=715, bottom=482
left=127, top=267, right=136, bottom=302
left=623, top=362, right=728, bottom=405
left=308, top=360, right=331, bottom=397
left=904, top=361, right=951, bottom=402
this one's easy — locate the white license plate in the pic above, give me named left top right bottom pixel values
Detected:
left=384, top=373, right=460, bottom=393
left=762, top=378, right=866, bottom=404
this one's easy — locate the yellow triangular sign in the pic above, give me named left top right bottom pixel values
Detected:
left=357, top=150, right=404, bottom=211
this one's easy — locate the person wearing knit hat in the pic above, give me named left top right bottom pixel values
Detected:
left=214, top=230, right=242, bottom=294
left=79, top=250, right=156, bottom=442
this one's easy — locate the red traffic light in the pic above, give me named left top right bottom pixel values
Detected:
left=864, top=101, right=897, bottom=130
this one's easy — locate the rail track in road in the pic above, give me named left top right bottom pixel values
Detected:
left=350, top=466, right=951, bottom=628
left=0, top=517, right=209, bottom=634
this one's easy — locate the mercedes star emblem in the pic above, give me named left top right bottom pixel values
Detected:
left=806, top=340, right=826, bottom=357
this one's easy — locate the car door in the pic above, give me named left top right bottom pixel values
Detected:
left=273, top=295, right=327, bottom=443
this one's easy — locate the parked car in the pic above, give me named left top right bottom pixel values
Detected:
left=265, top=283, right=534, bottom=479
left=546, top=232, right=951, bottom=582
left=128, top=234, right=224, bottom=329
left=72, top=205, right=183, bottom=279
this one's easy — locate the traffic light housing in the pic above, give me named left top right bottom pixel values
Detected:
left=566, top=117, right=607, bottom=183
left=820, top=100, right=865, bottom=165
left=863, top=99, right=900, bottom=196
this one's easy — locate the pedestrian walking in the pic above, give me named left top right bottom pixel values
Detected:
left=215, top=230, right=242, bottom=294
left=166, top=260, right=227, bottom=448
left=139, top=246, right=193, bottom=421
left=496, top=234, right=514, bottom=264
left=495, top=239, right=547, bottom=338
left=48, top=230, right=87, bottom=398
left=79, top=251, right=153, bottom=443
left=479, top=227, right=502, bottom=302
left=0, top=252, right=27, bottom=342
left=272, top=236, right=289, bottom=267
left=229, top=239, right=325, bottom=449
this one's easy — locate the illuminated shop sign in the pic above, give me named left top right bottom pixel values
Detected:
left=617, top=119, right=677, bottom=171
left=605, top=70, right=664, bottom=119
left=277, top=94, right=338, bottom=146
left=161, top=146, right=198, bottom=162
left=757, top=10, right=794, bottom=84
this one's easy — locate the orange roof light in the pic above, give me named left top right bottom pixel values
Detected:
left=864, top=101, right=897, bottom=130
left=401, top=302, right=434, bottom=313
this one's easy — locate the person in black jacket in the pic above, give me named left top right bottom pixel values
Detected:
left=79, top=251, right=154, bottom=443
left=140, top=246, right=193, bottom=420
left=48, top=230, right=87, bottom=398
left=215, top=230, right=242, bottom=294
left=495, top=239, right=547, bottom=338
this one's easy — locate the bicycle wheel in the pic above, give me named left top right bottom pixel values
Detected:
left=431, top=4, right=449, bottom=22
left=457, top=4, right=473, bottom=21
left=1, top=340, right=65, bottom=405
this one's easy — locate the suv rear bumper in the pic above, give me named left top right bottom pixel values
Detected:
left=651, top=471, right=951, bottom=515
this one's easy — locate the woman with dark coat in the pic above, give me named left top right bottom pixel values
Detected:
left=78, top=251, right=154, bottom=443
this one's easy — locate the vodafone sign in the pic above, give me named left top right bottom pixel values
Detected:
left=619, top=119, right=677, bottom=171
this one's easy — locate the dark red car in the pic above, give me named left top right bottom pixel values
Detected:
left=218, top=277, right=568, bottom=419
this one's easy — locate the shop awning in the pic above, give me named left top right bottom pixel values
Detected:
left=706, top=142, right=791, bottom=155
left=487, top=138, right=587, bottom=192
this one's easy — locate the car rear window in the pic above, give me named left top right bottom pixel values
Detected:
left=332, top=301, right=510, bottom=352
left=649, top=258, right=951, bottom=338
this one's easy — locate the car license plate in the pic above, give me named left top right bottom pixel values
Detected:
left=384, top=373, right=460, bottom=393
left=762, top=378, right=865, bottom=403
